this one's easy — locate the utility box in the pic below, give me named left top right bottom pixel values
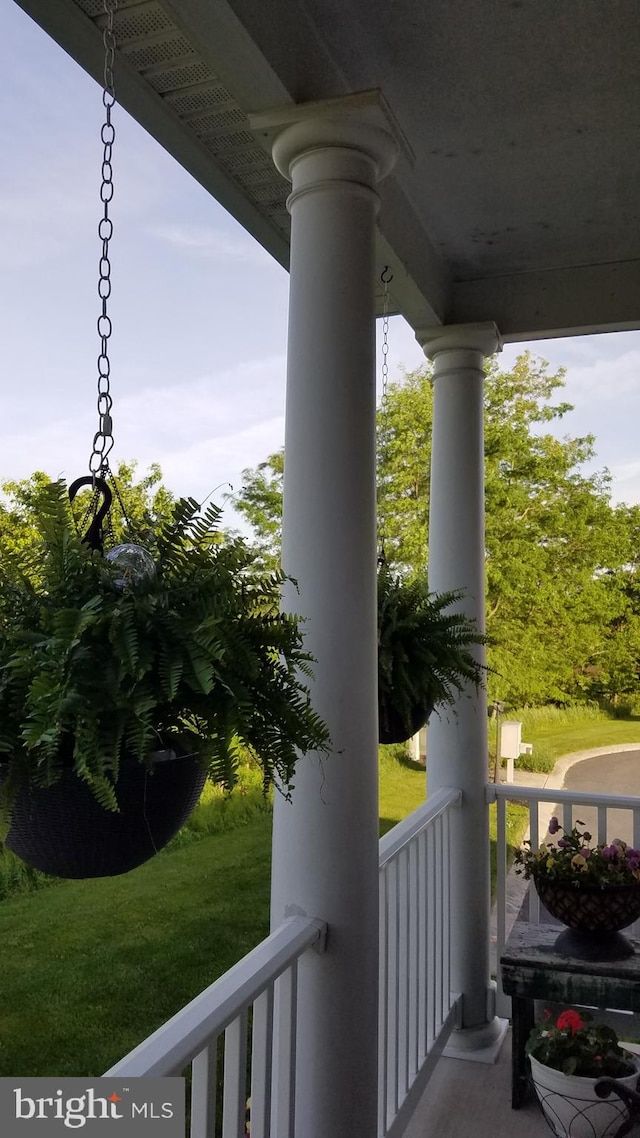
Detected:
left=499, top=721, right=533, bottom=782
left=500, top=721, right=523, bottom=760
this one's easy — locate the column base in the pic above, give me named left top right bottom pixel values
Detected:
left=443, top=1016, right=509, bottom=1064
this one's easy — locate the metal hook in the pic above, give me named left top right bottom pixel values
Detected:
left=380, top=266, right=393, bottom=284
left=68, top=475, right=113, bottom=553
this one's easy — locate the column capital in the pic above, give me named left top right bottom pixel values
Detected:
left=416, top=321, right=502, bottom=360
left=250, top=91, right=400, bottom=185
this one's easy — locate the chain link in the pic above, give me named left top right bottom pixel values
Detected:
left=378, top=267, right=393, bottom=566
left=381, top=267, right=391, bottom=405
left=89, top=0, right=118, bottom=477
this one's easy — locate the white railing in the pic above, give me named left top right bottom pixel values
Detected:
left=378, top=786, right=462, bottom=1138
left=105, top=791, right=461, bottom=1138
left=104, top=915, right=326, bottom=1138
left=488, top=783, right=640, bottom=1019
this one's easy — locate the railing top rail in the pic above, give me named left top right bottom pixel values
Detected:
left=379, top=786, right=461, bottom=867
left=104, top=915, right=325, bottom=1078
left=486, top=783, right=640, bottom=812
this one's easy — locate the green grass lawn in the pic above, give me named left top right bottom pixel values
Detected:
left=0, top=815, right=273, bottom=1077
left=524, top=716, right=640, bottom=761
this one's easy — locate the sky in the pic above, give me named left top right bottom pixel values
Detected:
left=1, top=0, right=640, bottom=526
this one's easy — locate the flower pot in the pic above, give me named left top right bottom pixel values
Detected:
left=378, top=699, right=434, bottom=746
left=1, top=748, right=207, bottom=879
left=535, top=879, right=640, bottom=960
left=529, top=1053, right=640, bottom=1138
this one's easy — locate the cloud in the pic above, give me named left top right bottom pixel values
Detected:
left=149, top=223, right=273, bottom=266
left=608, top=460, right=640, bottom=506
left=0, top=355, right=287, bottom=510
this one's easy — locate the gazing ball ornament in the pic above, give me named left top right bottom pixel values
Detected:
left=105, top=543, right=156, bottom=590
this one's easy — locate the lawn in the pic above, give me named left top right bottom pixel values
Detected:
left=0, top=815, right=273, bottom=1077
left=504, top=706, right=640, bottom=774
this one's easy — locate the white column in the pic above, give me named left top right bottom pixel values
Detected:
left=418, top=322, right=504, bottom=1052
left=269, top=112, right=397, bottom=1137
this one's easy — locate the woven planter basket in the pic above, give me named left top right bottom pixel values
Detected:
left=535, top=879, right=640, bottom=934
left=1, top=749, right=206, bottom=880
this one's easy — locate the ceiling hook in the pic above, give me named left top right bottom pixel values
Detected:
left=380, top=266, right=393, bottom=284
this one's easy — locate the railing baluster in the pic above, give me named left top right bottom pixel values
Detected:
left=528, top=801, right=541, bottom=923
left=396, top=848, right=408, bottom=1100
left=408, top=836, right=419, bottom=1083
left=417, top=830, right=427, bottom=1066
left=597, top=804, right=607, bottom=845
left=435, top=814, right=444, bottom=1029
left=222, top=1012, right=247, bottom=1138
left=190, top=1041, right=218, bottom=1138
left=443, top=807, right=451, bottom=1022
left=495, top=794, right=507, bottom=1006
left=386, top=856, right=399, bottom=1121
left=378, top=865, right=389, bottom=1138
left=428, top=820, right=437, bottom=1051
left=271, top=964, right=298, bottom=1138
left=251, top=985, right=274, bottom=1138
left=628, top=810, right=637, bottom=942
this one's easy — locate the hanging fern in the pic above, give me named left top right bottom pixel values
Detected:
left=377, top=565, right=487, bottom=741
left=0, top=480, right=330, bottom=810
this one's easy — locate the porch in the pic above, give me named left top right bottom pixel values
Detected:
left=104, top=778, right=640, bottom=1137
left=8, top=2, right=640, bottom=1135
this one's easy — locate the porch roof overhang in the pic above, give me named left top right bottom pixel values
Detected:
left=14, top=0, right=640, bottom=343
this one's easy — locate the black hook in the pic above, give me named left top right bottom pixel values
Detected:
left=68, top=476, right=112, bottom=553
left=380, top=266, right=393, bottom=284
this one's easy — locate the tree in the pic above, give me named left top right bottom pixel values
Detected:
left=230, top=451, right=284, bottom=566
left=233, top=353, right=639, bottom=707
left=0, top=461, right=176, bottom=575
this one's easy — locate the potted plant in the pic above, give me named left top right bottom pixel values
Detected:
left=515, top=818, right=640, bottom=959
left=377, top=565, right=486, bottom=744
left=0, top=480, right=329, bottom=879
left=526, top=1008, right=640, bottom=1138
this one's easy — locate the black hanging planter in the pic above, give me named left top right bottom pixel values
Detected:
left=378, top=699, right=434, bottom=745
left=1, top=748, right=206, bottom=880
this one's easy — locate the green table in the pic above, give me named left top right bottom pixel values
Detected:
left=500, top=921, right=640, bottom=1108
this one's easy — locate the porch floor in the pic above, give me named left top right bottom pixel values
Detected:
left=403, top=1029, right=549, bottom=1138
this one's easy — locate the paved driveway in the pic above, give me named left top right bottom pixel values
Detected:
left=562, top=748, right=640, bottom=846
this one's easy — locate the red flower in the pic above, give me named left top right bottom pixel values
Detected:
left=556, top=1010, right=584, bottom=1034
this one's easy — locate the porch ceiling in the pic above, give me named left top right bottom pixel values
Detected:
left=14, top=0, right=640, bottom=341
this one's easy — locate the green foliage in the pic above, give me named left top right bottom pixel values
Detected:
left=233, top=354, right=640, bottom=709
left=377, top=565, right=486, bottom=736
left=514, top=744, right=555, bottom=774
left=230, top=451, right=284, bottom=567
left=527, top=1009, right=635, bottom=1079
left=0, top=480, right=330, bottom=811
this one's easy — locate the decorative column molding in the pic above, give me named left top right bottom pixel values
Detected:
left=417, top=320, right=506, bottom=1055
left=261, top=99, right=398, bottom=1138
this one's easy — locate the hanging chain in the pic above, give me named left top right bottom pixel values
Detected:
left=378, top=267, right=393, bottom=566
left=89, top=0, right=118, bottom=477
left=381, top=267, right=391, bottom=407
